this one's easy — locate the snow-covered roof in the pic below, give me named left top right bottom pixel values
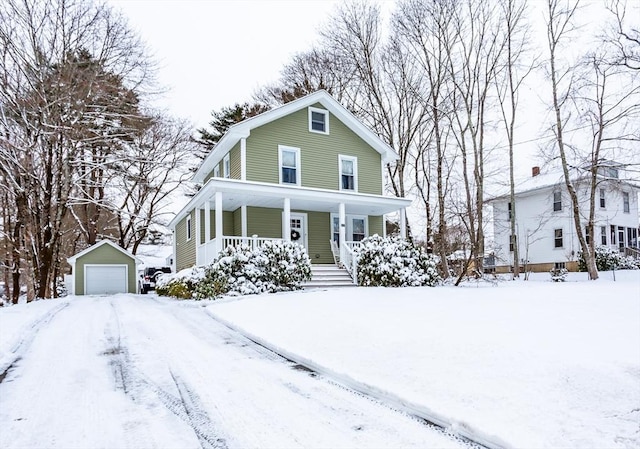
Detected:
left=67, top=240, right=142, bottom=264
left=193, top=90, right=399, bottom=183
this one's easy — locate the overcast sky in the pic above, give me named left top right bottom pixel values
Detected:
left=109, top=0, right=345, bottom=128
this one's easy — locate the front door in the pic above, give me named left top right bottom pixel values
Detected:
left=289, top=213, right=307, bottom=250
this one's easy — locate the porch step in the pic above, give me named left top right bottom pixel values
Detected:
left=304, top=264, right=356, bottom=288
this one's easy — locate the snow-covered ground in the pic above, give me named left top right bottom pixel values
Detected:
left=0, top=295, right=471, bottom=449
left=208, top=270, right=640, bottom=449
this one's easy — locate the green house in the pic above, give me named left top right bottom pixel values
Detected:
left=169, top=90, right=410, bottom=274
left=67, top=240, right=141, bottom=295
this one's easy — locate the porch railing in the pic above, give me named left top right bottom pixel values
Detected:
left=342, top=243, right=359, bottom=285
left=197, top=235, right=282, bottom=266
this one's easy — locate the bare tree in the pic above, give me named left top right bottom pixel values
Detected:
left=0, top=0, right=154, bottom=299
left=603, top=0, right=640, bottom=71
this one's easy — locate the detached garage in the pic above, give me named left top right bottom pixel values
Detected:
left=67, top=240, right=141, bottom=295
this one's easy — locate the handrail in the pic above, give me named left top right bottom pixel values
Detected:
left=624, top=246, right=640, bottom=259
left=342, top=244, right=358, bottom=285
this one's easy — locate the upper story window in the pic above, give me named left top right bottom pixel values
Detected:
left=309, top=107, right=329, bottom=134
left=186, top=214, right=192, bottom=241
left=507, top=202, right=512, bottom=220
left=623, top=192, right=630, bottom=213
left=279, top=145, right=301, bottom=186
left=599, top=188, right=605, bottom=208
left=213, top=165, right=220, bottom=178
left=554, top=228, right=563, bottom=248
left=339, top=155, right=358, bottom=191
left=223, top=154, right=230, bottom=179
left=553, top=191, right=562, bottom=212
left=605, top=166, right=619, bottom=179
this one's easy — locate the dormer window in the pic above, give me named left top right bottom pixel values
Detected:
left=339, top=155, right=357, bottom=191
left=309, top=107, right=329, bottom=134
left=279, top=145, right=301, bottom=186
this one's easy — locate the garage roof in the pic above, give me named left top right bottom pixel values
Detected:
left=67, top=240, right=142, bottom=264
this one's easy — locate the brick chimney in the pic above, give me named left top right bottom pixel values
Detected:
left=532, top=166, right=540, bottom=177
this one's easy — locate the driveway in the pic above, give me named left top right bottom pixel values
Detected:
left=0, top=295, right=472, bottom=448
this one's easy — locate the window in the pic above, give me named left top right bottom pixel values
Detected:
left=554, top=262, right=566, bottom=270
left=600, top=226, right=607, bottom=245
left=339, top=155, right=357, bottom=191
left=585, top=226, right=590, bottom=244
left=507, top=202, right=512, bottom=220
left=332, top=216, right=340, bottom=243
left=223, top=154, right=230, bottom=179
left=553, top=191, right=562, bottom=212
left=308, top=107, right=329, bottom=134
left=599, top=188, right=605, bottom=208
left=352, top=218, right=366, bottom=242
left=623, top=192, right=630, bottom=213
left=554, top=228, right=563, bottom=248
left=186, top=215, right=192, bottom=241
left=611, top=225, right=616, bottom=245
left=213, top=165, right=220, bottom=178
left=509, top=234, right=516, bottom=252
left=278, top=146, right=300, bottom=185
left=605, top=167, right=619, bottom=179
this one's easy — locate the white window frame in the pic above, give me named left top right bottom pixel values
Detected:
left=278, top=145, right=301, bottom=186
left=223, top=154, right=230, bottom=179
left=330, top=213, right=368, bottom=242
left=308, top=107, right=329, bottom=135
left=213, top=165, right=220, bottom=178
left=554, top=228, right=563, bottom=248
left=186, top=214, right=192, bottom=241
left=553, top=190, right=562, bottom=212
left=338, top=155, right=358, bottom=192
left=622, top=191, right=630, bottom=213
left=599, top=188, right=605, bottom=208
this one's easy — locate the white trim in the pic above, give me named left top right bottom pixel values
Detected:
left=223, top=153, right=230, bottom=178
left=285, top=211, right=308, bottom=250
left=331, top=212, right=368, bottom=242
left=186, top=214, right=192, bottom=241
left=308, top=106, right=329, bottom=135
left=278, top=145, right=301, bottom=186
left=213, top=165, right=220, bottom=178
left=67, top=239, right=141, bottom=264
left=240, top=138, right=247, bottom=181
left=192, top=90, right=399, bottom=183
left=84, top=264, right=128, bottom=295
left=241, top=204, right=248, bottom=237
left=215, top=191, right=223, bottom=253
left=338, top=154, right=358, bottom=192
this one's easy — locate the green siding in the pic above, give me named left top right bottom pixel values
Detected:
left=233, top=208, right=243, bottom=236
left=246, top=104, right=382, bottom=194
left=230, top=142, right=241, bottom=179
left=198, top=209, right=236, bottom=242
left=306, top=211, right=333, bottom=263
left=175, top=213, right=196, bottom=271
left=204, top=161, right=221, bottom=183
left=247, top=207, right=282, bottom=238
left=369, top=215, right=383, bottom=236
left=74, top=244, right=137, bottom=295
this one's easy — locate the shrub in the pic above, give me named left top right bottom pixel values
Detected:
left=155, top=267, right=204, bottom=299
left=578, top=246, right=640, bottom=271
left=354, top=235, right=440, bottom=287
left=193, top=241, right=312, bottom=300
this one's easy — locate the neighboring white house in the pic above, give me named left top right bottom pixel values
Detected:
left=486, top=164, right=640, bottom=272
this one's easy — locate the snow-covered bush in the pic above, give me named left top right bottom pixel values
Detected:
left=578, top=246, right=640, bottom=271
left=156, top=267, right=205, bottom=299
left=193, top=241, right=312, bottom=300
left=550, top=268, right=568, bottom=282
left=354, top=235, right=440, bottom=287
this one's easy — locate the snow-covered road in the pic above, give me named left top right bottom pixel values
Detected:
left=0, top=295, right=472, bottom=449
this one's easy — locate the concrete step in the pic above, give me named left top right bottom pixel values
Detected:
left=305, top=264, right=355, bottom=288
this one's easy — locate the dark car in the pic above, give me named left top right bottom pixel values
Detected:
left=139, top=266, right=171, bottom=294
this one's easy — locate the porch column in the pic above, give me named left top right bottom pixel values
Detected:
left=339, top=202, right=346, bottom=263
left=215, top=191, right=223, bottom=254
left=400, top=207, right=407, bottom=239
left=241, top=204, right=248, bottom=237
left=204, top=201, right=211, bottom=243
left=240, top=138, right=247, bottom=181
left=283, top=197, right=291, bottom=241
left=195, top=205, right=201, bottom=261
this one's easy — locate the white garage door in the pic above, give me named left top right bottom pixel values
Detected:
left=85, top=265, right=128, bottom=295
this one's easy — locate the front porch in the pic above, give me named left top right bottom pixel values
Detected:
left=173, top=178, right=411, bottom=271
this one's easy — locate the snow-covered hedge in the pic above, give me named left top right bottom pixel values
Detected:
left=193, top=241, right=311, bottom=300
left=155, top=267, right=205, bottom=299
left=354, top=235, right=440, bottom=287
left=578, top=246, right=640, bottom=271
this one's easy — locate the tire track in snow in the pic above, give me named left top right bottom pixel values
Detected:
left=0, top=301, right=69, bottom=383
left=105, top=299, right=227, bottom=449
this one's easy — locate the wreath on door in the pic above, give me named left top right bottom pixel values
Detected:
left=291, top=230, right=301, bottom=241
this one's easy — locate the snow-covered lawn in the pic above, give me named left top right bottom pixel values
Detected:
left=208, top=270, right=640, bottom=449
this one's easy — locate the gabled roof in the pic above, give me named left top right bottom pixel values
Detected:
left=485, top=168, right=639, bottom=202
left=67, top=240, right=142, bottom=264
left=193, top=90, right=399, bottom=183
